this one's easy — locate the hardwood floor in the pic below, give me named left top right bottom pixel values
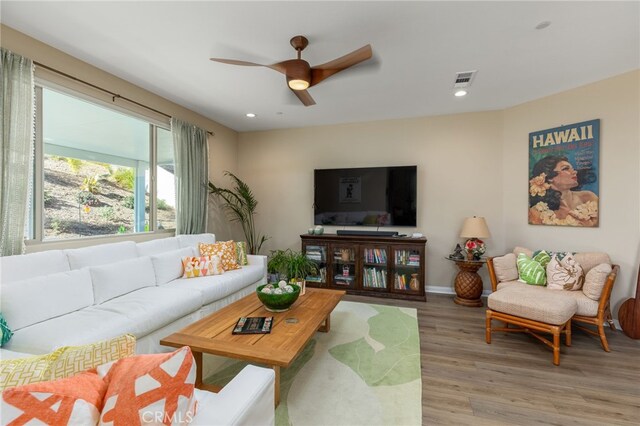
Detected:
left=344, top=293, right=640, bottom=425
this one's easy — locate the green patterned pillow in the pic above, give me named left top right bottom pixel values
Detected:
left=236, top=241, right=248, bottom=266
left=0, top=313, right=13, bottom=347
left=532, top=250, right=552, bottom=268
left=517, top=253, right=546, bottom=286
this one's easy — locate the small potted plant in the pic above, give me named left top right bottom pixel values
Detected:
left=267, top=249, right=291, bottom=283
left=267, top=249, right=318, bottom=293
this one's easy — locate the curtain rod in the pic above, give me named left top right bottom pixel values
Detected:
left=34, top=61, right=215, bottom=137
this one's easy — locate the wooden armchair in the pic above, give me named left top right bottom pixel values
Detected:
left=487, top=256, right=619, bottom=352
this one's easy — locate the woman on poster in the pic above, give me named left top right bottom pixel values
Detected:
left=528, top=155, right=598, bottom=226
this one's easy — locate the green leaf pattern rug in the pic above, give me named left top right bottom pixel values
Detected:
left=206, top=301, right=421, bottom=425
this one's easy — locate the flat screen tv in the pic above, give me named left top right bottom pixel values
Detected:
left=314, top=166, right=417, bottom=227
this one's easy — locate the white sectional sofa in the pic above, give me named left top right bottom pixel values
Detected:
left=0, top=233, right=275, bottom=425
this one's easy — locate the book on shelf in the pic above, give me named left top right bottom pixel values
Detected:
left=232, top=317, right=273, bottom=334
left=364, top=248, right=387, bottom=264
left=364, top=266, right=387, bottom=288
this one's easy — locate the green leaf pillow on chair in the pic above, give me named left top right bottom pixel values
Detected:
left=517, top=253, right=547, bottom=286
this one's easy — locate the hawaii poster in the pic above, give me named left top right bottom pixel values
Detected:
left=528, top=119, right=600, bottom=227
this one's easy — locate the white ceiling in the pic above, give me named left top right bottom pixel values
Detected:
left=2, top=1, right=639, bottom=132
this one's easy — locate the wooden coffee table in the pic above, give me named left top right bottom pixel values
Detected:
left=160, top=288, right=345, bottom=406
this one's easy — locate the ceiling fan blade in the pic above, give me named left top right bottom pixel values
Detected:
left=310, top=45, right=372, bottom=86
left=290, top=88, right=316, bottom=107
left=210, top=58, right=288, bottom=74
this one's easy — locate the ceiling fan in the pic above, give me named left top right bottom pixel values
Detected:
left=210, top=35, right=372, bottom=106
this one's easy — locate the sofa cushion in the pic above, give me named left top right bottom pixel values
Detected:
left=488, top=285, right=577, bottom=325
left=90, top=256, right=156, bottom=304
left=546, top=253, right=584, bottom=291
left=516, top=253, right=546, bottom=286
left=562, top=290, right=599, bottom=317
left=4, top=307, right=133, bottom=354
left=177, top=233, right=216, bottom=250
left=164, top=264, right=264, bottom=306
left=574, top=252, right=611, bottom=274
left=0, top=250, right=70, bottom=284
left=1, top=269, right=94, bottom=331
left=65, top=241, right=138, bottom=269
left=492, top=253, right=518, bottom=282
left=137, top=236, right=180, bottom=257
left=94, top=287, right=202, bottom=339
left=150, top=247, right=195, bottom=285
left=496, top=280, right=525, bottom=291
left=582, top=263, right=612, bottom=301
left=1, top=370, right=106, bottom=425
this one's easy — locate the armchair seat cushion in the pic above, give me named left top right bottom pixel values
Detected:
left=562, top=290, right=599, bottom=317
left=488, top=285, right=577, bottom=325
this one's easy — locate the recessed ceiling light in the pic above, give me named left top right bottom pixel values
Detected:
left=535, top=21, right=551, bottom=30
left=454, top=90, right=467, bottom=97
left=245, top=113, right=256, bottom=118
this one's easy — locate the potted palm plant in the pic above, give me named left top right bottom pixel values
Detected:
left=208, top=171, right=269, bottom=254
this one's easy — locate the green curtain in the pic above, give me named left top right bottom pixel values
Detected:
left=171, top=117, right=209, bottom=235
left=1, top=49, right=34, bottom=256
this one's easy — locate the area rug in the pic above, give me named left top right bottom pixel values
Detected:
left=206, top=301, right=422, bottom=426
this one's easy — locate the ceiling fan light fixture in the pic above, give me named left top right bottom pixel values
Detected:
left=288, top=79, right=310, bottom=91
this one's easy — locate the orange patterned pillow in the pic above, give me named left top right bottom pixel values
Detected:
left=181, top=255, right=224, bottom=278
left=199, top=241, right=240, bottom=271
left=97, top=346, right=197, bottom=425
left=0, top=370, right=106, bottom=425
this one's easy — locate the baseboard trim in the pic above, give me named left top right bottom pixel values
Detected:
left=426, top=286, right=492, bottom=296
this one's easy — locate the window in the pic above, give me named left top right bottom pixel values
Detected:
left=30, top=85, right=175, bottom=241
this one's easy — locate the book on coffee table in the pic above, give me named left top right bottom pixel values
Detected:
left=232, top=316, right=273, bottom=335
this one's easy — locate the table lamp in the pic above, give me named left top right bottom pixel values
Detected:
left=459, top=216, right=491, bottom=260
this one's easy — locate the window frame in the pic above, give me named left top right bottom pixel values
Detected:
left=27, top=79, right=176, bottom=244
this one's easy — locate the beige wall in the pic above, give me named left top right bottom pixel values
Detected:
left=238, top=70, right=640, bottom=316
left=238, top=112, right=506, bottom=290
left=502, top=70, right=640, bottom=317
left=1, top=24, right=240, bottom=248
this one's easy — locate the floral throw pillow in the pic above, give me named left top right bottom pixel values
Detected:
left=181, top=255, right=224, bottom=278
left=547, top=253, right=584, bottom=291
left=236, top=241, right=248, bottom=266
left=199, top=241, right=240, bottom=271
left=516, top=253, right=546, bottom=286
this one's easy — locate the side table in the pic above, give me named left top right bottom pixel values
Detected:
left=446, top=257, right=486, bottom=307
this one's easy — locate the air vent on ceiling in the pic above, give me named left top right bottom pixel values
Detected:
left=453, top=70, right=477, bottom=88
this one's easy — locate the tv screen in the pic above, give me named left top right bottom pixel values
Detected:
left=314, top=166, right=417, bottom=227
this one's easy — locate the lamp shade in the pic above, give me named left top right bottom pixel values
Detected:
left=459, top=216, right=491, bottom=239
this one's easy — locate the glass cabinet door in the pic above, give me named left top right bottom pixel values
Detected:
left=304, top=244, right=327, bottom=286
left=393, top=248, right=422, bottom=293
left=362, top=246, right=388, bottom=291
left=331, top=245, right=357, bottom=289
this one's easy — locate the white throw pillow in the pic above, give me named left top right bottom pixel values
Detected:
left=1, top=269, right=94, bottom=330
left=546, top=253, right=584, bottom=291
left=89, top=256, right=156, bottom=304
left=492, top=253, right=518, bottom=282
left=150, top=247, right=195, bottom=285
left=582, top=263, right=612, bottom=301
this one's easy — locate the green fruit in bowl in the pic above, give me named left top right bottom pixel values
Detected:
left=257, top=282, right=301, bottom=312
